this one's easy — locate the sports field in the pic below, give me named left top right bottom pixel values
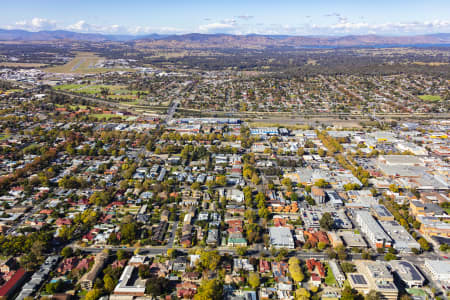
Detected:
left=418, top=95, right=442, bottom=102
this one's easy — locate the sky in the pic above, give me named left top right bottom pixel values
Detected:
left=1, top=0, right=450, bottom=36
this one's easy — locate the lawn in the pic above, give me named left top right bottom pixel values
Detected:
left=325, top=264, right=337, bottom=286
left=418, top=95, right=442, bottom=102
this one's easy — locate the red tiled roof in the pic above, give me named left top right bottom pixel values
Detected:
left=0, top=268, right=26, bottom=296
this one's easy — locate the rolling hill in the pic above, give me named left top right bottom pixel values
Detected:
left=0, top=28, right=449, bottom=48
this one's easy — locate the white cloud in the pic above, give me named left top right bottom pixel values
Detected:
left=2, top=17, right=450, bottom=36
left=236, top=15, right=254, bottom=21
left=307, top=19, right=450, bottom=35
left=129, top=26, right=185, bottom=35
left=198, top=22, right=236, bottom=33
left=67, top=20, right=91, bottom=32
left=7, top=17, right=57, bottom=31
left=66, top=21, right=127, bottom=34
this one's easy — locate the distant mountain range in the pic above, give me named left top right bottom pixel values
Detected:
left=0, top=28, right=449, bottom=48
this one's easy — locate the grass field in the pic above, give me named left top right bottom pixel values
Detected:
left=54, top=84, right=145, bottom=100
left=0, top=89, right=23, bottom=95
left=0, top=62, right=46, bottom=68
left=45, top=52, right=133, bottom=74
left=418, top=95, right=442, bottom=102
left=55, top=104, right=89, bottom=110
left=90, top=113, right=124, bottom=120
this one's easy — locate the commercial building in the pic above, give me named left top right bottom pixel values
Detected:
left=371, top=205, right=394, bottom=221
left=339, top=231, right=368, bottom=248
left=389, top=261, right=424, bottom=288
left=417, top=216, right=450, bottom=238
left=379, top=220, right=420, bottom=252
left=311, top=186, right=326, bottom=204
left=424, top=260, right=450, bottom=286
left=378, top=155, right=424, bottom=167
left=269, top=227, right=294, bottom=249
left=326, top=191, right=343, bottom=207
left=349, top=261, right=398, bottom=300
left=355, top=211, right=392, bottom=248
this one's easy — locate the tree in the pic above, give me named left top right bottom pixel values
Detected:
left=411, top=248, right=420, bottom=255
left=340, top=262, right=356, bottom=273
left=344, top=183, right=360, bottom=191
left=295, top=288, right=311, bottom=300
left=327, top=249, right=337, bottom=259
left=244, top=209, right=256, bottom=223
left=236, top=246, right=247, bottom=256
left=194, top=279, right=223, bottom=300
left=138, top=264, right=152, bottom=279
left=319, top=213, right=334, bottom=231
left=384, top=253, right=397, bottom=261
left=251, top=173, right=260, bottom=185
left=45, top=280, right=65, bottom=294
left=418, top=238, right=431, bottom=251
left=85, top=289, right=103, bottom=300
left=341, top=286, right=358, bottom=300
left=277, top=248, right=288, bottom=261
left=314, top=179, right=329, bottom=188
left=337, top=248, right=348, bottom=261
left=317, top=241, right=327, bottom=250
left=167, top=248, right=176, bottom=258
left=288, top=257, right=304, bottom=282
left=258, top=207, right=269, bottom=220
left=104, top=274, right=116, bottom=292
left=362, top=251, right=371, bottom=260
left=121, top=222, right=138, bottom=244
left=281, top=177, right=292, bottom=188
left=61, top=246, right=73, bottom=258
left=248, top=272, right=260, bottom=289
left=318, top=148, right=326, bottom=157
left=200, top=250, right=221, bottom=271
left=215, top=175, right=227, bottom=186
left=389, top=184, right=399, bottom=193
left=191, top=182, right=201, bottom=190
left=117, top=249, right=127, bottom=260
left=365, top=290, right=382, bottom=300
left=145, top=277, right=171, bottom=296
